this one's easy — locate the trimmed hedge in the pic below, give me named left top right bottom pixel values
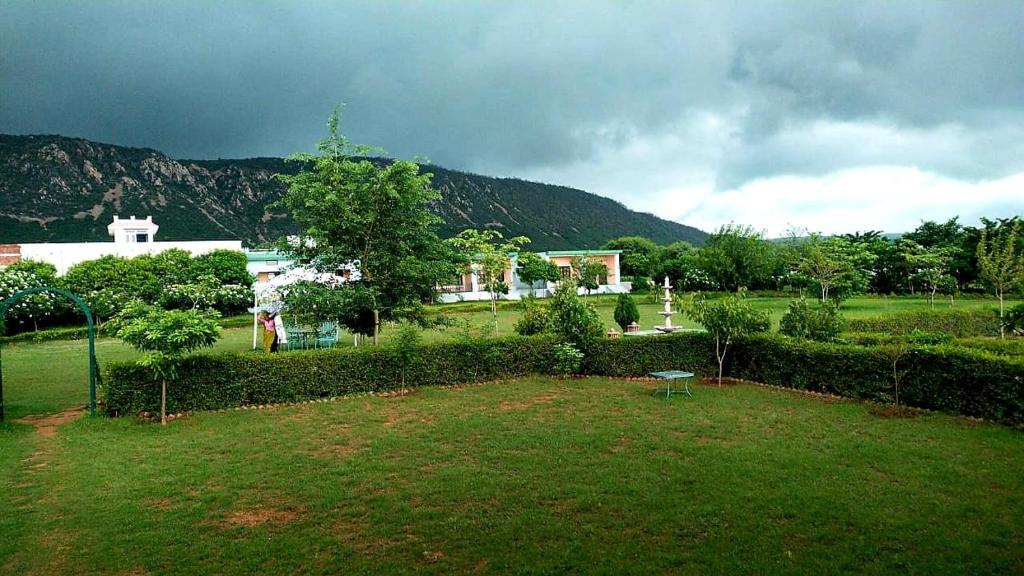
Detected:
left=728, top=335, right=1024, bottom=426
left=104, top=335, right=557, bottom=416
left=846, top=308, right=999, bottom=338
left=104, top=331, right=1024, bottom=427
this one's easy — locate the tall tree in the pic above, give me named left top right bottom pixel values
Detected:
left=698, top=224, right=774, bottom=291
left=602, top=236, right=659, bottom=278
left=977, top=219, right=1023, bottom=337
left=795, top=236, right=875, bottom=304
left=279, top=108, right=458, bottom=344
left=447, top=229, right=530, bottom=334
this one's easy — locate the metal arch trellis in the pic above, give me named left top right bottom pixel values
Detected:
left=0, top=286, right=98, bottom=420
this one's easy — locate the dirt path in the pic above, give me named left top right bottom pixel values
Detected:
left=16, top=406, right=85, bottom=439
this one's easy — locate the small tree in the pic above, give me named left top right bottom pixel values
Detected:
left=901, top=241, right=956, bottom=307
left=977, top=220, right=1022, bottom=338
left=686, top=292, right=770, bottom=385
left=447, top=229, right=530, bottom=334
left=571, top=255, right=609, bottom=298
left=881, top=342, right=912, bottom=413
left=391, top=323, right=422, bottom=389
left=547, top=280, right=604, bottom=351
left=111, top=303, right=221, bottom=424
left=613, top=293, right=640, bottom=331
left=516, top=252, right=560, bottom=295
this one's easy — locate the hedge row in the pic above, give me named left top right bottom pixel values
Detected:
left=846, top=308, right=1000, bottom=337
left=104, top=332, right=1024, bottom=426
left=104, top=335, right=557, bottom=416
left=728, top=335, right=1024, bottom=426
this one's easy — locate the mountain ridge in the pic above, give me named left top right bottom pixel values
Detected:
left=0, top=133, right=707, bottom=250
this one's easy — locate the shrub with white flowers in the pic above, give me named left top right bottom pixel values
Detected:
left=0, top=270, right=62, bottom=331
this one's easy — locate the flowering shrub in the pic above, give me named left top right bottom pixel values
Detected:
left=0, top=270, right=63, bottom=330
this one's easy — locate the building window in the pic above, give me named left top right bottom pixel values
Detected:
left=135, top=233, right=149, bottom=243
left=559, top=266, right=572, bottom=279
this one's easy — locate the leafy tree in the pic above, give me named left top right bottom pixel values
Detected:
left=779, top=298, right=845, bottom=342
left=447, top=229, right=530, bottom=334
left=190, top=249, right=254, bottom=287
left=547, top=280, right=604, bottom=351
left=61, top=255, right=157, bottom=323
left=613, top=293, right=640, bottom=331
left=515, top=251, right=559, bottom=295
left=904, top=218, right=975, bottom=289
left=282, top=281, right=376, bottom=337
left=901, top=241, right=957, bottom=307
left=685, top=291, right=770, bottom=385
left=134, top=248, right=195, bottom=287
left=698, top=224, right=774, bottom=291
left=795, top=236, right=875, bottom=304
left=110, top=303, right=220, bottom=425
left=602, top=236, right=658, bottom=278
left=571, top=255, right=609, bottom=297
left=977, top=219, right=1023, bottom=337
left=279, top=108, right=459, bottom=344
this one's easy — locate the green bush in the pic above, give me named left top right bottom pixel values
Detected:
left=104, top=335, right=557, bottom=416
left=553, top=342, right=584, bottom=376
left=779, top=299, right=845, bottom=341
left=846, top=309, right=999, bottom=337
left=514, top=298, right=551, bottom=336
left=613, top=293, right=640, bottom=331
left=955, top=337, right=1024, bottom=357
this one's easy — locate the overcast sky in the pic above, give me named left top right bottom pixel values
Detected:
left=2, top=1, right=1022, bottom=236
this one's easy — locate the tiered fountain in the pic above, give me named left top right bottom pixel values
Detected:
left=654, top=276, right=681, bottom=333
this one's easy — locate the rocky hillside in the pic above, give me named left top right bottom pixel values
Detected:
left=0, top=134, right=707, bottom=250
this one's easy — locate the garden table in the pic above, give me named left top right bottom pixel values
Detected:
left=292, top=328, right=319, bottom=350
left=649, top=371, right=694, bottom=399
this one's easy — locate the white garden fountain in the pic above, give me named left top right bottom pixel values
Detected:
left=654, top=276, right=682, bottom=333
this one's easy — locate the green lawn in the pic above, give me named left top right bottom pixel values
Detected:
left=1, top=377, right=1021, bottom=574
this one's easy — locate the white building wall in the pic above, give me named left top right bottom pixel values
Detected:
left=19, top=241, right=244, bottom=276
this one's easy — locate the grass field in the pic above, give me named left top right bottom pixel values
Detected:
left=1, top=377, right=1021, bottom=574
left=0, top=295, right=1016, bottom=420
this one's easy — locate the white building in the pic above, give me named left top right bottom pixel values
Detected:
left=439, top=249, right=628, bottom=303
left=0, top=216, right=243, bottom=275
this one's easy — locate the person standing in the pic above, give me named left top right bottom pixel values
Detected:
left=273, top=312, right=288, bottom=352
left=258, top=311, right=276, bottom=353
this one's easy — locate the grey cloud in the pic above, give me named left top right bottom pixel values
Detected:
left=1, top=0, right=1022, bottom=196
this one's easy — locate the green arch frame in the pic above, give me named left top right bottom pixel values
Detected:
left=0, top=286, right=98, bottom=420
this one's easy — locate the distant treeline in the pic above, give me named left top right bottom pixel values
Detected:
left=604, top=216, right=1024, bottom=301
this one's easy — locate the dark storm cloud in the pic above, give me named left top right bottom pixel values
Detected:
left=1, top=0, right=1023, bottom=216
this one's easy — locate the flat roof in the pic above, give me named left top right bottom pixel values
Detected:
left=245, top=250, right=292, bottom=262
left=542, top=250, right=621, bottom=256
